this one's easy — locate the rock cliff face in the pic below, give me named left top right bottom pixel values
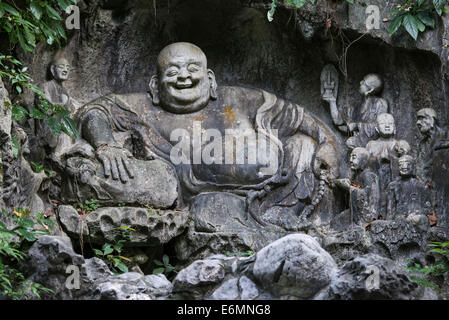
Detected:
left=1, top=0, right=449, bottom=299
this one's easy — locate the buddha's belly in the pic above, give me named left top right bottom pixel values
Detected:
left=190, top=135, right=281, bottom=186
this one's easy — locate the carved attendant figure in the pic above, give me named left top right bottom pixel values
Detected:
left=366, top=113, right=399, bottom=216
left=39, top=56, right=85, bottom=166
left=387, top=155, right=432, bottom=229
left=333, top=147, right=380, bottom=228
left=43, top=57, right=72, bottom=108
left=322, top=72, right=389, bottom=149
left=415, top=108, right=449, bottom=181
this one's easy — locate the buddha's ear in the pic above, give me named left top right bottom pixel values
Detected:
left=208, top=69, right=218, bottom=100
left=149, top=75, right=160, bottom=105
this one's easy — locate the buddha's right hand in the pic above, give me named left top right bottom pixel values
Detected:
left=96, top=144, right=135, bottom=183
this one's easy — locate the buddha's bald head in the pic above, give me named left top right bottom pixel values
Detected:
left=150, top=42, right=217, bottom=114
left=156, top=42, right=207, bottom=74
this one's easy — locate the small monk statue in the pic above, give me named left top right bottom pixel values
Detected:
left=322, top=72, right=390, bottom=149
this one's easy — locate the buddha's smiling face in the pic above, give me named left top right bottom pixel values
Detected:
left=152, top=43, right=217, bottom=114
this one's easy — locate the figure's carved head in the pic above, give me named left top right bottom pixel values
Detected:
left=50, top=57, right=70, bottom=82
left=349, top=147, right=370, bottom=171
left=375, top=113, right=396, bottom=137
left=398, top=155, right=415, bottom=177
left=395, top=140, right=411, bottom=157
left=359, top=74, right=383, bottom=96
left=149, top=42, right=217, bottom=114
left=416, top=108, right=437, bottom=135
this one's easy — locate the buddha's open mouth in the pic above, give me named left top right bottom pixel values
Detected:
left=175, top=82, right=194, bottom=89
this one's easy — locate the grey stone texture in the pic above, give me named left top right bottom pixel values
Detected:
left=58, top=205, right=189, bottom=245
left=24, top=236, right=173, bottom=300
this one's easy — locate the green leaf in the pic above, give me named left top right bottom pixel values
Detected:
left=415, top=16, right=426, bottom=32
left=12, top=105, right=29, bottom=121
left=152, top=268, right=165, bottom=275
left=292, top=0, right=308, bottom=7
left=30, top=108, right=45, bottom=119
left=17, top=229, right=36, bottom=242
left=162, top=254, right=169, bottom=266
left=45, top=117, right=62, bottom=136
left=57, top=0, right=72, bottom=11
left=417, top=11, right=435, bottom=28
left=416, top=0, right=427, bottom=8
left=403, top=14, right=419, bottom=40
left=11, top=137, right=20, bottom=158
left=23, top=26, right=36, bottom=48
left=45, top=5, right=62, bottom=20
left=115, top=262, right=128, bottom=273
left=17, top=30, right=33, bottom=52
left=30, top=2, right=43, bottom=20
left=153, top=259, right=163, bottom=266
left=0, top=3, right=21, bottom=17
left=60, top=115, right=79, bottom=139
left=433, top=0, right=446, bottom=15
left=346, top=0, right=355, bottom=3
left=31, top=162, right=44, bottom=173
left=388, top=14, right=404, bottom=36
left=93, top=249, right=103, bottom=256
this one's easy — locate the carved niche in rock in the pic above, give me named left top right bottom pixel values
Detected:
left=53, top=42, right=341, bottom=238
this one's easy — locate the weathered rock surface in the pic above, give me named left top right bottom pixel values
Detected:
left=58, top=205, right=189, bottom=245
left=91, top=272, right=173, bottom=300
left=252, top=234, right=338, bottom=298
left=172, top=259, right=226, bottom=299
left=322, top=253, right=437, bottom=300
left=173, top=234, right=439, bottom=300
left=24, top=235, right=173, bottom=300
left=61, top=158, right=180, bottom=208
left=174, top=192, right=288, bottom=263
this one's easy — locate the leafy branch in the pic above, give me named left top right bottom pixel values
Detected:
left=388, top=0, right=445, bottom=40
left=407, top=241, right=449, bottom=292
left=93, top=226, right=135, bottom=274
left=268, top=0, right=448, bottom=41
left=0, top=1, right=79, bottom=141
left=153, top=254, right=178, bottom=280
left=0, top=208, right=56, bottom=299
left=0, top=0, right=77, bottom=52
left=268, top=0, right=354, bottom=21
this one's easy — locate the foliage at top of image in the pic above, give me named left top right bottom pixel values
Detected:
left=268, top=0, right=448, bottom=40
left=0, top=0, right=76, bottom=51
left=388, top=0, right=446, bottom=40
left=0, top=0, right=79, bottom=143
